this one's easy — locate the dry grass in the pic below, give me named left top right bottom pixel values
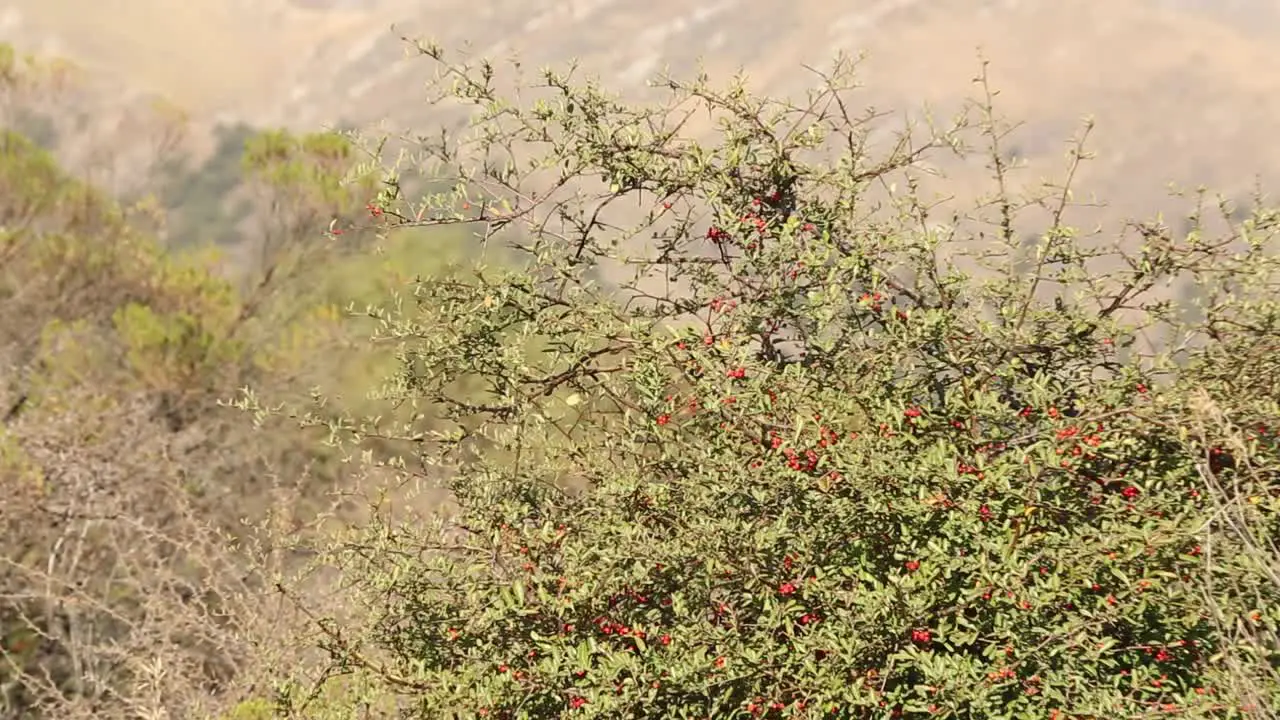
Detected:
left=0, top=0, right=368, bottom=116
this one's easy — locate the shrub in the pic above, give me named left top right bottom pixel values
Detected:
left=268, top=47, right=1280, bottom=719
left=0, top=124, right=309, bottom=718
left=1, top=41, right=551, bottom=717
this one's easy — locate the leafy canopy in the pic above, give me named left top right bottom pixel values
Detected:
left=260, top=49, right=1278, bottom=720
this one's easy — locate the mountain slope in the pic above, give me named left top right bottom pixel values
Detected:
left=3, top=0, right=1278, bottom=227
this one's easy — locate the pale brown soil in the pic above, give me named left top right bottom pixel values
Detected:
left=2, top=0, right=1278, bottom=228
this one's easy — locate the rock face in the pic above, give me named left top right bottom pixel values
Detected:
left=2, top=0, right=1279, bottom=227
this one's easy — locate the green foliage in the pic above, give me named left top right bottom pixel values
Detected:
left=157, top=123, right=380, bottom=250
left=0, top=428, right=42, bottom=492
left=273, top=48, right=1280, bottom=720
left=113, top=301, right=241, bottom=388
left=242, top=127, right=376, bottom=212
left=1, top=128, right=247, bottom=399
left=0, top=129, right=89, bottom=232
left=1, top=42, right=77, bottom=155
left=218, top=698, right=277, bottom=720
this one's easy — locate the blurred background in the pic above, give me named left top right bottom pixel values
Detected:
left=3, top=0, right=1280, bottom=254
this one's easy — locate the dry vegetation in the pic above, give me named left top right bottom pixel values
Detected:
left=0, top=45, right=470, bottom=718
left=1, top=31, right=1278, bottom=720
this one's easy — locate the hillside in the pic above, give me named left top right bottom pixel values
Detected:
left=3, top=0, right=1280, bottom=233
left=3, top=4, right=1280, bottom=718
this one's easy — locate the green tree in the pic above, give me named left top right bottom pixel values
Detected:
left=263, top=47, right=1280, bottom=720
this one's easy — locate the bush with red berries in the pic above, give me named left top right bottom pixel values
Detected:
left=265, top=46, right=1280, bottom=719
